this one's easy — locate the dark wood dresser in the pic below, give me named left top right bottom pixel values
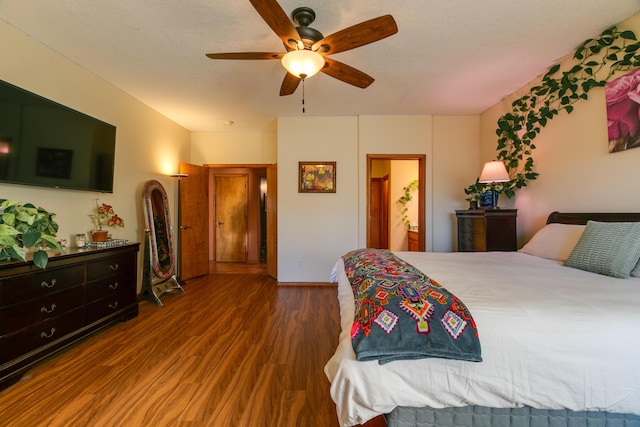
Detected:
left=0, top=243, right=139, bottom=390
left=456, top=209, right=517, bottom=252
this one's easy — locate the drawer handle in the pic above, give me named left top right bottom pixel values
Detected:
left=108, top=301, right=119, bottom=309
left=41, top=278, right=57, bottom=288
left=109, top=263, right=119, bottom=271
left=108, top=282, right=119, bottom=290
left=41, top=328, right=56, bottom=339
left=41, top=303, right=57, bottom=314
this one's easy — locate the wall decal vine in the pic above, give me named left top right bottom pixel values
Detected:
left=397, top=179, right=419, bottom=229
left=465, top=25, right=640, bottom=199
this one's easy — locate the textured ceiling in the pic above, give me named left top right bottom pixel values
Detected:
left=1, top=0, right=640, bottom=132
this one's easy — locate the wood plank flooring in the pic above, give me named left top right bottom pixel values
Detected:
left=0, top=268, right=344, bottom=426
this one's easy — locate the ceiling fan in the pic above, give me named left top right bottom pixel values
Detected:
left=206, top=0, right=398, bottom=96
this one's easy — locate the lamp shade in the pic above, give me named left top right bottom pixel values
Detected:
left=479, top=161, right=510, bottom=183
left=281, top=49, right=325, bottom=79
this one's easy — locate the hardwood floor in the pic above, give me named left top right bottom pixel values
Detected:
left=0, top=270, right=343, bottom=426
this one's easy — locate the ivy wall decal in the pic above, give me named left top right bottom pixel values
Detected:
left=465, top=25, right=640, bottom=200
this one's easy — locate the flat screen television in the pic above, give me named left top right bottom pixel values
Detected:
left=0, top=79, right=116, bottom=193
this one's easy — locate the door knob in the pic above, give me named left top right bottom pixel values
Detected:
left=216, top=222, right=224, bottom=226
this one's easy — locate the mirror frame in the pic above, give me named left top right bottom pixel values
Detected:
left=142, top=179, right=175, bottom=279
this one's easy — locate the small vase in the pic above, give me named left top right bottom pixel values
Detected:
left=92, top=230, right=108, bottom=242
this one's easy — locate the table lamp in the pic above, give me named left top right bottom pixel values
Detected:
left=478, top=161, right=510, bottom=209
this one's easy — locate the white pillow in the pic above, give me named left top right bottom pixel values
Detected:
left=518, top=223, right=586, bottom=262
left=632, top=261, right=640, bottom=277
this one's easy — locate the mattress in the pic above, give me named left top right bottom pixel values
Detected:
left=325, top=251, right=640, bottom=427
left=385, top=405, right=640, bottom=427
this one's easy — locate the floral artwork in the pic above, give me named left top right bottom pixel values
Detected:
left=605, top=67, right=640, bottom=153
left=298, top=162, right=336, bottom=193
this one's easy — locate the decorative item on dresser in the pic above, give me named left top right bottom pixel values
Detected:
left=88, top=199, right=125, bottom=242
left=0, top=242, right=139, bottom=390
left=455, top=208, right=517, bottom=252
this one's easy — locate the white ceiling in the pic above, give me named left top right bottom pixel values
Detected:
left=1, top=1, right=639, bottom=132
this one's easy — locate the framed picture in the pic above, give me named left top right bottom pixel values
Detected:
left=298, top=161, right=336, bottom=193
left=606, top=66, right=640, bottom=153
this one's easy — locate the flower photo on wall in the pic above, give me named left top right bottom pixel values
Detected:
left=298, top=162, right=336, bottom=193
left=606, top=67, right=640, bottom=153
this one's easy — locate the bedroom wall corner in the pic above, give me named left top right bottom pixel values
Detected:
left=432, top=115, right=481, bottom=252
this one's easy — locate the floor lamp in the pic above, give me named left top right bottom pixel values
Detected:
left=479, top=161, right=510, bottom=209
left=171, top=173, right=188, bottom=285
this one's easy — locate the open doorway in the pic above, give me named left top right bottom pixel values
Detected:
left=206, top=165, right=273, bottom=275
left=366, top=154, right=426, bottom=251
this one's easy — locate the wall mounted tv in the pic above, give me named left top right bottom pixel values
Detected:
left=0, top=79, right=116, bottom=193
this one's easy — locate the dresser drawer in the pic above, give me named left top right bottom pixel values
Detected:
left=86, top=273, right=134, bottom=303
left=87, top=254, right=136, bottom=281
left=0, top=286, right=84, bottom=335
left=458, top=232, right=486, bottom=252
left=0, top=307, right=85, bottom=364
left=0, top=265, right=84, bottom=307
left=86, top=292, right=136, bottom=325
left=458, top=218, right=485, bottom=235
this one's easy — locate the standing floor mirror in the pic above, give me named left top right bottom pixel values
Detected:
left=141, top=179, right=184, bottom=306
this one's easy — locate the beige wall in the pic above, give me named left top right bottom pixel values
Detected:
left=277, top=116, right=359, bottom=282
left=277, top=114, right=480, bottom=282
left=479, top=13, right=640, bottom=247
left=0, top=21, right=190, bottom=289
left=191, top=130, right=277, bottom=165
left=389, top=160, right=419, bottom=251
left=433, top=115, right=481, bottom=251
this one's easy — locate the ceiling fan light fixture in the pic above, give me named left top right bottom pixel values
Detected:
left=280, top=49, right=324, bottom=79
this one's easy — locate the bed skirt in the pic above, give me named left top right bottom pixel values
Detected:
left=384, top=405, right=640, bottom=427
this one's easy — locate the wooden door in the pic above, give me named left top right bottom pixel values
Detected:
left=369, top=176, right=389, bottom=249
left=179, top=162, right=209, bottom=280
left=215, top=174, right=248, bottom=262
left=266, top=164, right=277, bottom=279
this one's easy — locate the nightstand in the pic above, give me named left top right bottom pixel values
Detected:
left=407, top=230, right=419, bottom=251
left=455, top=209, right=517, bottom=252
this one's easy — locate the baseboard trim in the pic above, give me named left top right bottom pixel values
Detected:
left=277, top=282, right=336, bottom=287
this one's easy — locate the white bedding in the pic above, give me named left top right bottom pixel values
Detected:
left=324, top=251, right=640, bottom=427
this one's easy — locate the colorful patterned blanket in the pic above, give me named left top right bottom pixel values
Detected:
left=342, top=249, right=482, bottom=364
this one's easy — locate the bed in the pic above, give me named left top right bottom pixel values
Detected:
left=325, top=212, right=640, bottom=427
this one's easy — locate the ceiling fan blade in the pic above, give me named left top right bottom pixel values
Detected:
left=206, top=52, right=284, bottom=60
left=321, top=58, right=374, bottom=89
left=312, top=15, right=398, bottom=55
left=249, top=0, right=300, bottom=48
left=280, top=72, right=301, bottom=96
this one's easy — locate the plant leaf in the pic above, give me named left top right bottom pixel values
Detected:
left=21, top=231, right=41, bottom=249
left=32, top=250, right=49, bottom=269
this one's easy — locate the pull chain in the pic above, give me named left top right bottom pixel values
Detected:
left=300, top=73, right=307, bottom=114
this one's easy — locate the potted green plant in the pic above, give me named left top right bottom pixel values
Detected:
left=89, top=199, right=125, bottom=242
left=0, top=199, right=62, bottom=269
left=463, top=178, right=488, bottom=209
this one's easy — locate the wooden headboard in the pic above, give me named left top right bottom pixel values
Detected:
left=546, top=211, right=640, bottom=225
